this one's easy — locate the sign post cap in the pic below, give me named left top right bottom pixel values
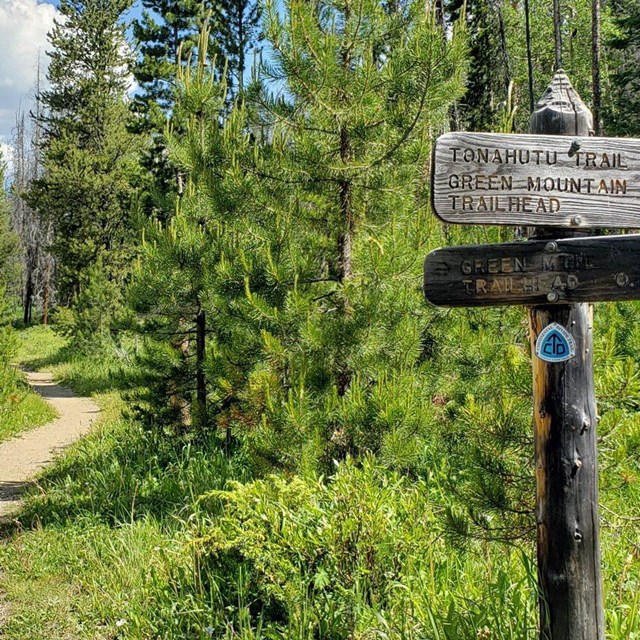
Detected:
left=530, top=70, right=593, bottom=136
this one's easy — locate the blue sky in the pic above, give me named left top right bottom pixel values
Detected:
left=0, top=0, right=264, bottom=167
left=0, top=1, right=58, bottom=158
left=0, top=0, right=144, bottom=161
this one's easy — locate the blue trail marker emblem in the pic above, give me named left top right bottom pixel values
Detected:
left=535, top=323, right=576, bottom=363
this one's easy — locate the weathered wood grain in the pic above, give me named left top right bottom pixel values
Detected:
left=528, top=70, right=605, bottom=640
left=530, top=305, right=603, bottom=640
left=431, top=130, right=640, bottom=228
left=423, top=234, right=640, bottom=307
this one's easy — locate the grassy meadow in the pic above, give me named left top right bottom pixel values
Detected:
left=0, top=322, right=639, bottom=639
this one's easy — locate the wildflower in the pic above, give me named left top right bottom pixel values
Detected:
left=116, top=619, right=127, bottom=628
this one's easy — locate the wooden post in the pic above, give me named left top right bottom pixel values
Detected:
left=528, top=71, right=605, bottom=639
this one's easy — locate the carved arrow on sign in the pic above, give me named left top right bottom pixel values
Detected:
left=430, top=261, right=450, bottom=276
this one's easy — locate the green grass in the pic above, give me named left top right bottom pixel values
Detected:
left=0, top=325, right=57, bottom=444
left=15, top=324, right=68, bottom=367
left=0, top=387, right=57, bottom=443
left=0, top=520, right=175, bottom=640
left=0, top=325, right=248, bottom=639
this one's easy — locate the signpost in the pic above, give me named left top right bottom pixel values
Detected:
left=432, top=131, right=640, bottom=227
left=423, top=71, right=618, bottom=639
left=424, top=234, right=640, bottom=307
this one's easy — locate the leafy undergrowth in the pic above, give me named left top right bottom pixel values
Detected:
left=0, top=324, right=640, bottom=639
left=0, top=327, right=56, bottom=444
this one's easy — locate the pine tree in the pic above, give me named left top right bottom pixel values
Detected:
left=133, top=0, right=209, bottom=127
left=447, top=0, right=512, bottom=131
left=607, top=0, right=640, bottom=135
left=132, top=0, right=262, bottom=221
left=133, top=0, right=262, bottom=118
left=447, top=0, right=617, bottom=133
left=131, top=2, right=205, bottom=220
left=131, top=29, right=260, bottom=435
left=215, top=0, right=261, bottom=94
left=231, top=0, right=468, bottom=468
left=40, top=0, right=134, bottom=141
left=27, top=0, right=140, bottom=337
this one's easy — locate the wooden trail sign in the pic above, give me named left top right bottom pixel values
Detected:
left=424, top=70, right=606, bottom=639
left=431, top=131, right=640, bottom=228
left=528, top=71, right=604, bottom=640
left=423, top=234, right=640, bottom=307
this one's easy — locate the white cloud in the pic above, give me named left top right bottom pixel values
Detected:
left=0, top=0, right=58, bottom=144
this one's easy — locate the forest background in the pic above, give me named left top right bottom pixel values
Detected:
left=1, top=0, right=640, bottom=637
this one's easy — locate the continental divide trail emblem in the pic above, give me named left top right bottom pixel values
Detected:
left=535, top=323, right=576, bottom=363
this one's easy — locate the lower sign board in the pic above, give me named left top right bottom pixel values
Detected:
left=423, top=234, right=640, bottom=307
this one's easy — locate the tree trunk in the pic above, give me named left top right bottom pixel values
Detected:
left=338, top=179, right=353, bottom=282
left=195, top=307, right=207, bottom=430
left=434, top=0, right=444, bottom=28
left=336, top=7, right=354, bottom=398
left=497, top=2, right=511, bottom=95
left=238, top=0, right=245, bottom=93
left=42, top=261, right=50, bottom=325
left=23, top=272, right=33, bottom=325
left=338, top=2, right=354, bottom=285
left=169, top=321, right=192, bottom=429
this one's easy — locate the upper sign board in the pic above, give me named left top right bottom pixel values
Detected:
left=432, top=132, right=640, bottom=228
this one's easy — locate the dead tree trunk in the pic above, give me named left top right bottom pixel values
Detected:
left=553, top=0, right=563, bottom=70
left=528, top=70, right=604, bottom=640
left=524, top=0, right=535, bottom=113
left=592, top=0, right=602, bottom=135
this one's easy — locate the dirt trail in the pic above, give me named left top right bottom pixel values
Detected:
left=0, top=371, right=99, bottom=517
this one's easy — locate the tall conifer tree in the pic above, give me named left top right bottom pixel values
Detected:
left=132, top=0, right=262, bottom=217
left=216, top=0, right=261, bottom=94
left=28, top=0, right=139, bottom=328
left=133, top=0, right=207, bottom=128
left=608, top=0, right=640, bottom=135
left=132, top=1, right=209, bottom=214
left=237, top=0, right=467, bottom=466
left=259, top=0, right=464, bottom=343
left=131, top=29, right=261, bottom=434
